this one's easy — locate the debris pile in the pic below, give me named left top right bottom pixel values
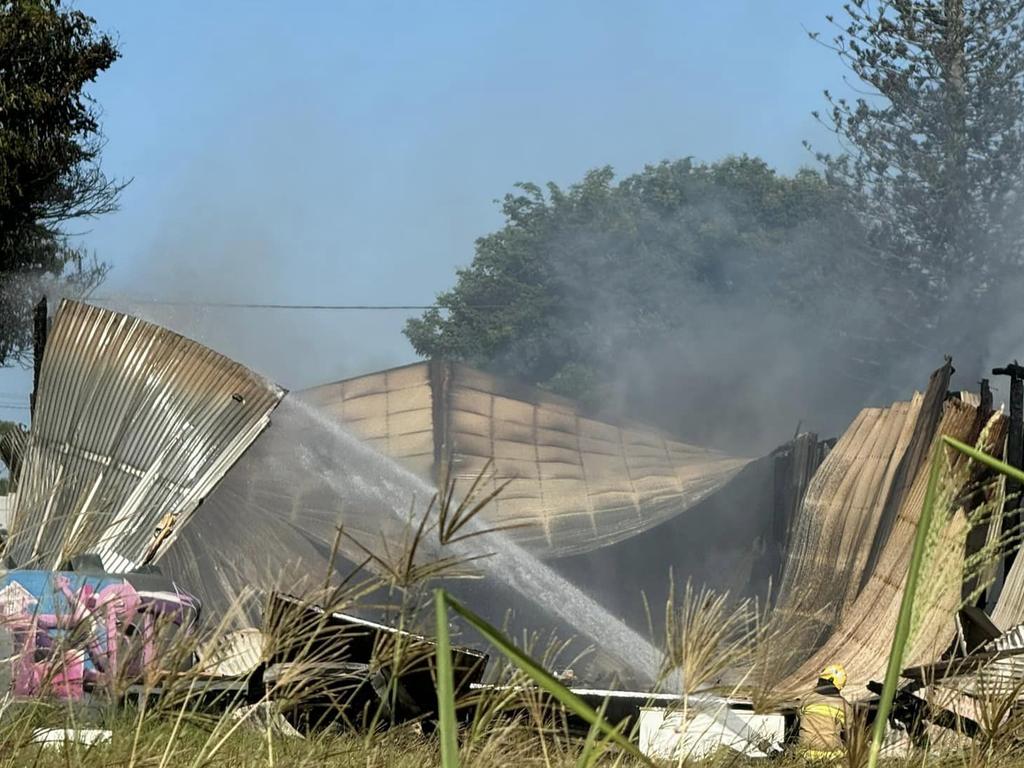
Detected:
left=0, top=564, right=198, bottom=699
left=3, top=299, right=1024, bottom=756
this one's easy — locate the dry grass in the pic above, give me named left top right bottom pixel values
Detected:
left=0, top=468, right=651, bottom=767
left=0, top=707, right=657, bottom=768
left=7, top=451, right=1024, bottom=768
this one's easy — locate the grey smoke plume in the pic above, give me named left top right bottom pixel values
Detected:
left=91, top=220, right=407, bottom=391
left=508, top=168, right=1023, bottom=454
left=79, top=147, right=1024, bottom=458
left=422, top=164, right=948, bottom=456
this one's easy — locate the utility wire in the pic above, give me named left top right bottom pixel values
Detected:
left=86, top=297, right=496, bottom=311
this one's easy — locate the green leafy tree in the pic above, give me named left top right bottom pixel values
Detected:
left=0, top=0, right=121, bottom=365
left=810, top=0, right=1024, bottom=359
left=406, top=157, right=875, bottom=446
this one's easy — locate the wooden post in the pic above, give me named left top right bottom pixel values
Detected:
left=993, top=363, right=1024, bottom=579
left=29, top=297, right=47, bottom=420
left=430, top=359, right=453, bottom=491
left=980, top=378, right=993, bottom=417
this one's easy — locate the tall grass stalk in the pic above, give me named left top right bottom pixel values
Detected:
left=944, top=435, right=1024, bottom=485
left=434, top=589, right=459, bottom=768
left=867, top=444, right=944, bottom=768
left=434, top=588, right=654, bottom=767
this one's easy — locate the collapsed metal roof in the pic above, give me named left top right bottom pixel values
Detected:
left=7, top=301, right=1013, bottom=701
left=778, top=365, right=951, bottom=634
left=5, top=300, right=286, bottom=571
left=775, top=363, right=1006, bottom=690
left=301, top=361, right=749, bottom=558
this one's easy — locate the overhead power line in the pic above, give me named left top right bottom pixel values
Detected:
left=86, top=297, right=497, bottom=311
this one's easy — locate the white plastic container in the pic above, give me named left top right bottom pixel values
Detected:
left=638, top=704, right=786, bottom=760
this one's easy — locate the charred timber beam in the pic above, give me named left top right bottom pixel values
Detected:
left=994, top=363, right=1024, bottom=579
left=29, top=297, right=47, bottom=420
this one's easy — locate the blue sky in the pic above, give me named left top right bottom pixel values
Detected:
left=0, top=1, right=848, bottom=425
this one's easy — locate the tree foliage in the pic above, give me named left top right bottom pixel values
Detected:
left=0, top=0, right=121, bottom=365
left=811, top=0, right=1024, bottom=340
left=405, top=157, right=873, bottom=439
left=407, top=2, right=1024, bottom=447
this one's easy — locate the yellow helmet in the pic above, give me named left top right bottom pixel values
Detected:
left=819, top=663, right=847, bottom=691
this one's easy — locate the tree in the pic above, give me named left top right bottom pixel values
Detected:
left=0, top=0, right=121, bottom=366
left=406, top=157, right=876, bottom=449
left=810, top=1, right=1024, bottom=362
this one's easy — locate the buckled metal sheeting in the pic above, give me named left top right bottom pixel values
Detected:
left=6, top=300, right=286, bottom=571
left=301, top=361, right=749, bottom=558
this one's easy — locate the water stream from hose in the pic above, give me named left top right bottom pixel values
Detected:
left=190, top=395, right=665, bottom=684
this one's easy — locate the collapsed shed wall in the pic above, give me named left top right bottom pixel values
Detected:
left=777, top=364, right=952, bottom=643
left=302, top=361, right=749, bottom=558
left=781, top=401, right=1000, bottom=691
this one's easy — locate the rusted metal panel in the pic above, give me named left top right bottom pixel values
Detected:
left=6, top=300, right=285, bottom=571
left=777, top=397, right=924, bottom=630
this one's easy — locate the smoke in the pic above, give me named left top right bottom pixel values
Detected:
left=979, top=275, right=1024, bottom=406
left=465, top=167, right=915, bottom=454
left=590, top=259, right=1008, bottom=456
left=62, top=132, right=1024, bottom=459
left=61, top=157, right=1024, bottom=460
left=93, top=238, right=407, bottom=393
left=79, top=122, right=413, bottom=391
left=467, top=159, right=1023, bottom=456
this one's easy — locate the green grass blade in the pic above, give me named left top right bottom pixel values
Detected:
left=434, top=589, right=460, bottom=768
left=943, top=435, right=1024, bottom=484
left=867, top=444, right=943, bottom=768
left=441, top=590, right=655, bottom=766
left=574, top=698, right=625, bottom=768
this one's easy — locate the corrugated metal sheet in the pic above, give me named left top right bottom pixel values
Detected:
left=993, top=547, right=1024, bottom=630
left=782, top=400, right=1002, bottom=691
left=989, top=504, right=1024, bottom=630
left=5, top=300, right=285, bottom=571
left=776, top=400, right=922, bottom=628
left=0, top=493, right=14, bottom=530
left=302, top=361, right=749, bottom=558
left=0, top=425, right=28, bottom=487
left=302, top=363, right=435, bottom=479
left=777, top=364, right=953, bottom=647
left=948, top=625, right=1024, bottom=698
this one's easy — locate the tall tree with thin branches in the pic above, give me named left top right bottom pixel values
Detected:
left=811, top=1, right=1024, bottom=360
